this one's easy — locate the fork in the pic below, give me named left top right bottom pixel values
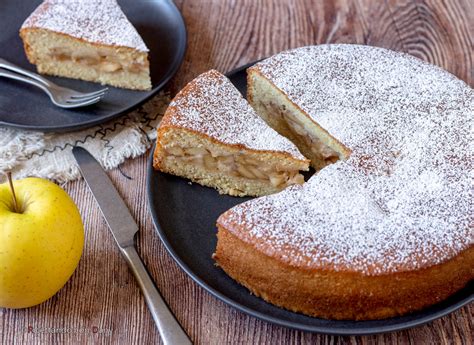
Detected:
left=0, top=58, right=107, bottom=108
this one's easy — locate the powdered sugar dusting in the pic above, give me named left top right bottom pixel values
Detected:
left=165, top=70, right=306, bottom=159
left=22, top=0, right=149, bottom=52
left=219, top=45, right=473, bottom=275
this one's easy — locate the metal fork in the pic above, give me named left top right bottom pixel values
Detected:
left=0, top=58, right=107, bottom=108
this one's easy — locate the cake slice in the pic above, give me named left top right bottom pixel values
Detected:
left=20, top=0, right=151, bottom=90
left=153, top=70, right=309, bottom=197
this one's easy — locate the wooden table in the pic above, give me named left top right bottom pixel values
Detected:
left=2, top=0, right=472, bottom=343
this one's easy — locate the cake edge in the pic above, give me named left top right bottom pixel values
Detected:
left=213, top=224, right=474, bottom=320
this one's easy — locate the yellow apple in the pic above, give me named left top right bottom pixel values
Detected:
left=0, top=177, right=84, bottom=308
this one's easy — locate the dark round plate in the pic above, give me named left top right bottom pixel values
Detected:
left=0, top=0, right=186, bottom=132
left=146, top=63, right=473, bottom=335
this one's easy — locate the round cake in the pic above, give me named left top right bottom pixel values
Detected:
left=214, top=45, right=474, bottom=320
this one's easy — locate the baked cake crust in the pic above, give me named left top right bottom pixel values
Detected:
left=214, top=227, right=473, bottom=320
left=215, top=45, right=474, bottom=319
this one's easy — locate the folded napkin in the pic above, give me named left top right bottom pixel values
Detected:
left=0, top=93, right=170, bottom=183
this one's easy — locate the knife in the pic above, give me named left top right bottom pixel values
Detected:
left=72, top=147, right=192, bottom=345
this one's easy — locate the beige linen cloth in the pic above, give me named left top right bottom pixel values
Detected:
left=0, top=93, right=170, bottom=183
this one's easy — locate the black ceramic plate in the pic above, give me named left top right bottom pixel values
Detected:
left=146, top=63, right=473, bottom=335
left=0, top=0, right=186, bottom=132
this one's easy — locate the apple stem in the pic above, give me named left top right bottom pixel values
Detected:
left=6, top=172, right=20, bottom=213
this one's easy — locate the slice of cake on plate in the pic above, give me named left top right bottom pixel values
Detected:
left=20, top=0, right=151, bottom=90
left=153, top=69, right=309, bottom=197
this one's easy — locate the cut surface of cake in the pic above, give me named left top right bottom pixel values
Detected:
left=215, top=45, right=474, bottom=320
left=153, top=69, right=309, bottom=197
left=20, top=0, right=151, bottom=90
left=248, top=53, right=352, bottom=170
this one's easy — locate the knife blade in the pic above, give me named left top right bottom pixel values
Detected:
left=72, top=146, right=192, bottom=345
left=72, top=147, right=138, bottom=248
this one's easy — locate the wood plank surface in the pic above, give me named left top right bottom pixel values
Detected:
left=1, top=0, right=473, bottom=344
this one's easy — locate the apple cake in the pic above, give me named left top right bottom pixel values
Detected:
left=153, top=70, right=309, bottom=197
left=20, top=0, right=151, bottom=90
left=214, top=45, right=474, bottom=320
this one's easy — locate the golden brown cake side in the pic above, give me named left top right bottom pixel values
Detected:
left=214, top=226, right=474, bottom=320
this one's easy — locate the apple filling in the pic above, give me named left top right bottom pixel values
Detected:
left=163, top=145, right=305, bottom=188
left=285, top=114, right=339, bottom=164
left=261, top=101, right=340, bottom=166
left=48, top=47, right=148, bottom=74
